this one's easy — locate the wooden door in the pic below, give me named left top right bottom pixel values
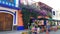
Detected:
left=0, top=13, right=5, bottom=31
left=0, top=13, right=13, bottom=31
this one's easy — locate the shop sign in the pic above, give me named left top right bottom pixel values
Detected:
left=0, top=0, right=19, bottom=7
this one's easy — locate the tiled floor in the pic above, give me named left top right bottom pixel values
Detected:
left=0, top=30, right=60, bottom=34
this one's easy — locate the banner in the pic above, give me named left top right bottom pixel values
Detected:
left=0, top=0, right=19, bottom=7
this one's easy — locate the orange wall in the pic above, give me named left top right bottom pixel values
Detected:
left=18, top=10, right=23, bottom=26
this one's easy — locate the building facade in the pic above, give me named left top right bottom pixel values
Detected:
left=52, top=9, right=60, bottom=20
left=0, top=0, right=24, bottom=31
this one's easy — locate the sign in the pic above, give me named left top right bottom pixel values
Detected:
left=0, top=0, right=19, bottom=7
left=20, top=0, right=39, bottom=5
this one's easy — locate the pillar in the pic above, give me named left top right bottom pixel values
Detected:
left=17, top=10, right=24, bottom=30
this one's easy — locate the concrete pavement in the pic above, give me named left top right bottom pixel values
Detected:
left=0, top=30, right=28, bottom=34
left=0, top=30, right=60, bottom=34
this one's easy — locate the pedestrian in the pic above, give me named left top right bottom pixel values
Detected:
left=46, top=21, right=50, bottom=34
left=31, top=25, right=37, bottom=34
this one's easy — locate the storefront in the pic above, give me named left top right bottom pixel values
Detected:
left=0, top=0, right=24, bottom=31
left=51, top=9, right=60, bottom=29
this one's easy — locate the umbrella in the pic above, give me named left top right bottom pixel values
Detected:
left=37, top=18, right=48, bottom=20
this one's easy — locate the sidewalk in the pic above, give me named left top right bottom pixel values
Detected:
left=0, top=30, right=28, bottom=34
left=0, top=30, right=60, bottom=34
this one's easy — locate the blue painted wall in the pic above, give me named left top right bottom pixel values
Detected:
left=0, top=0, right=21, bottom=10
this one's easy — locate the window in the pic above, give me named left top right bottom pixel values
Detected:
left=53, top=11, right=55, bottom=15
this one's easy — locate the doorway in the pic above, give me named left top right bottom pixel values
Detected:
left=0, top=13, right=13, bottom=31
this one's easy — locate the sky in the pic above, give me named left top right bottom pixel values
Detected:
left=20, top=0, right=60, bottom=11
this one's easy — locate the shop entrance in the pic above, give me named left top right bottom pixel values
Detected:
left=0, top=13, right=13, bottom=31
